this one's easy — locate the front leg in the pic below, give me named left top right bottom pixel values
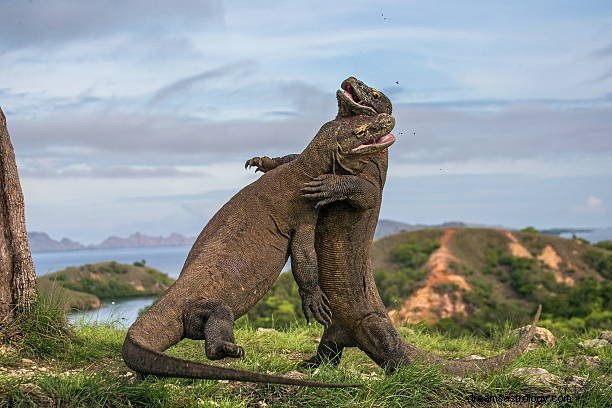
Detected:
left=290, top=224, right=332, bottom=327
left=302, top=174, right=380, bottom=209
left=244, top=154, right=299, bottom=173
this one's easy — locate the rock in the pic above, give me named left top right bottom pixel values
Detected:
left=256, top=327, right=277, bottom=333
left=448, top=376, right=477, bottom=389
left=579, top=339, right=609, bottom=349
left=563, top=375, right=587, bottom=391
left=283, top=371, right=305, bottom=380
left=565, top=355, right=601, bottom=370
left=511, top=368, right=563, bottom=388
left=20, top=358, right=35, bottom=366
left=0, top=345, right=16, bottom=356
left=599, top=330, right=612, bottom=343
left=461, top=354, right=485, bottom=361
left=511, top=325, right=556, bottom=350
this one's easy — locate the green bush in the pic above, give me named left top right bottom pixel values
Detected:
left=594, top=240, right=612, bottom=251
left=583, top=249, right=612, bottom=279
left=391, top=239, right=440, bottom=268
left=375, top=268, right=428, bottom=307
left=247, top=272, right=301, bottom=328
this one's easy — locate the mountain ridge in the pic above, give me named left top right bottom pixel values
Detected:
left=28, top=221, right=612, bottom=252
left=28, top=231, right=196, bottom=252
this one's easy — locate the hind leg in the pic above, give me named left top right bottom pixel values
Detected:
left=298, top=324, right=354, bottom=370
left=183, top=299, right=244, bottom=360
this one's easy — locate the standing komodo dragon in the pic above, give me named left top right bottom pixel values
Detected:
left=122, top=111, right=396, bottom=387
left=246, top=77, right=542, bottom=377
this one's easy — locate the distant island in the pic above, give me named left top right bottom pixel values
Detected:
left=37, top=261, right=174, bottom=311
left=28, top=220, right=609, bottom=252
left=28, top=231, right=197, bottom=252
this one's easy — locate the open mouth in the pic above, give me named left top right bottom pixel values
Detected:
left=339, top=81, right=377, bottom=115
left=351, top=133, right=396, bottom=153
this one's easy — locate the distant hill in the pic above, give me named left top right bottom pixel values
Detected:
left=37, top=261, right=174, bottom=311
left=97, top=232, right=195, bottom=249
left=371, top=228, right=611, bottom=334
left=374, top=219, right=501, bottom=239
left=28, top=231, right=196, bottom=252
left=28, top=232, right=85, bottom=252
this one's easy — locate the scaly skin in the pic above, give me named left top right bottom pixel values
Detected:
left=247, top=77, right=542, bottom=377
left=122, top=111, right=396, bottom=387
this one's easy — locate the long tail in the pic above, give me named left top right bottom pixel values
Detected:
left=399, top=305, right=542, bottom=376
left=122, top=334, right=361, bottom=388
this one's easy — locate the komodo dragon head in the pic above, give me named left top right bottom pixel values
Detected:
left=303, top=112, right=396, bottom=176
left=337, top=76, right=392, bottom=117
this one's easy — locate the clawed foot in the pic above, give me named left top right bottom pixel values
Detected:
left=244, top=156, right=278, bottom=173
left=297, top=355, right=321, bottom=371
left=206, top=341, right=245, bottom=360
left=302, top=174, right=348, bottom=208
left=300, top=286, right=332, bottom=327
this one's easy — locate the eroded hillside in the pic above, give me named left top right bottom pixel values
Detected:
left=372, top=228, right=611, bottom=334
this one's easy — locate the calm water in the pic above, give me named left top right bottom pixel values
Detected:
left=33, top=246, right=192, bottom=327
left=32, top=246, right=290, bottom=327
left=33, top=245, right=192, bottom=279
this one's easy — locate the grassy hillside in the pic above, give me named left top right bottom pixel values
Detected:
left=37, top=261, right=174, bottom=311
left=0, top=298, right=609, bottom=407
left=371, top=228, right=611, bottom=336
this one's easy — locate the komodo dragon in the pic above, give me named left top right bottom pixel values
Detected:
left=246, top=77, right=542, bottom=377
left=122, top=110, right=396, bottom=387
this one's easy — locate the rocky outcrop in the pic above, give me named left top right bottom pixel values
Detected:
left=579, top=339, right=609, bottom=349
left=511, top=325, right=556, bottom=351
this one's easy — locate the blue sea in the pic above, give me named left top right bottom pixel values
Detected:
left=33, top=246, right=192, bottom=327
left=32, top=246, right=290, bottom=327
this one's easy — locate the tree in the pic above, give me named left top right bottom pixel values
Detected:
left=0, top=107, right=36, bottom=322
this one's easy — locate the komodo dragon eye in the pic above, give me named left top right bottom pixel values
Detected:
left=372, top=90, right=381, bottom=99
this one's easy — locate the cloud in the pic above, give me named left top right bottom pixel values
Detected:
left=0, top=0, right=224, bottom=51
left=148, top=60, right=256, bottom=104
left=572, top=196, right=606, bottom=214
left=7, top=97, right=612, bottom=181
left=391, top=103, right=612, bottom=163
left=592, top=43, right=612, bottom=58
left=20, top=164, right=208, bottom=179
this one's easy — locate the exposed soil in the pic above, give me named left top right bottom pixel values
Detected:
left=505, top=232, right=533, bottom=258
left=538, top=245, right=575, bottom=286
left=392, top=229, right=471, bottom=324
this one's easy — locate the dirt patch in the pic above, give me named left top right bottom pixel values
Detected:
left=538, top=245, right=574, bottom=286
left=391, top=229, right=471, bottom=325
left=505, top=232, right=533, bottom=258
left=537, top=245, right=562, bottom=270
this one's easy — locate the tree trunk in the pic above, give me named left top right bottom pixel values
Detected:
left=0, top=107, right=36, bottom=322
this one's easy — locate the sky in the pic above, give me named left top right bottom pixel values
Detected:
left=1, top=0, right=612, bottom=243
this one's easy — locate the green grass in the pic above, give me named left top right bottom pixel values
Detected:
left=1, top=301, right=610, bottom=408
